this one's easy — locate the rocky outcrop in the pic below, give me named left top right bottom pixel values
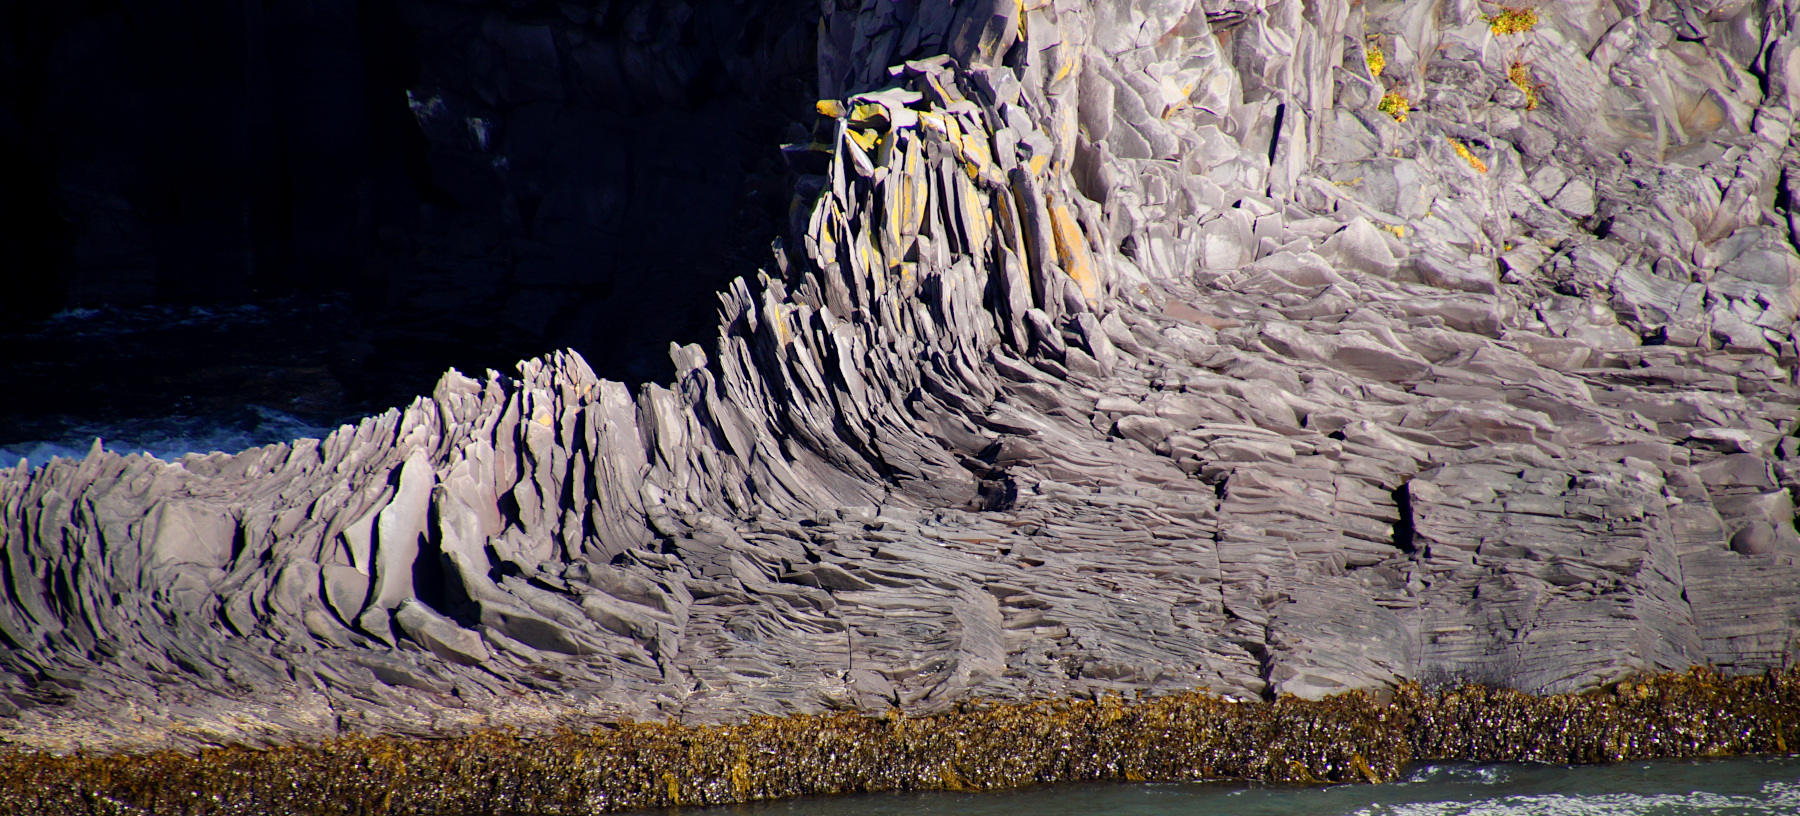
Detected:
left=4, top=0, right=1800, bottom=753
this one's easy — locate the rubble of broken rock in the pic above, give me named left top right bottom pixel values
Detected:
left=1, top=669, right=1795, bottom=815
left=2, top=0, right=1800, bottom=795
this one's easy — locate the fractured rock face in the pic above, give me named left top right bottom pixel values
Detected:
left=3, top=0, right=1800, bottom=752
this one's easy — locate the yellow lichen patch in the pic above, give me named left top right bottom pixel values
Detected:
left=1508, top=61, right=1540, bottom=110
left=1050, top=103, right=1078, bottom=168
left=770, top=302, right=793, bottom=345
left=1377, top=91, right=1409, bottom=123
left=810, top=197, right=841, bottom=267
left=853, top=221, right=883, bottom=283
left=1365, top=41, right=1386, bottom=77
left=1448, top=138, right=1489, bottom=173
left=849, top=102, right=888, bottom=128
left=1377, top=222, right=1407, bottom=239
left=847, top=127, right=880, bottom=152
left=816, top=99, right=846, bottom=119
left=892, top=261, right=917, bottom=297
left=943, top=115, right=1000, bottom=185
left=887, top=130, right=927, bottom=242
left=1486, top=7, right=1538, bottom=35
left=1157, top=74, right=1200, bottom=118
left=993, top=187, right=1026, bottom=261
left=853, top=127, right=889, bottom=153
left=1052, top=45, right=1079, bottom=83
left=953, top=169, right=990, bottom=256
left=1048, top=204, right=1101, bottom=302
left=916, top=109, right=948, bottom=138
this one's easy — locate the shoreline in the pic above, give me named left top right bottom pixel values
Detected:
left=3, top=667, right=1795, bottom=815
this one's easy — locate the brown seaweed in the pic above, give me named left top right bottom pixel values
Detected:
left=1, top=667, right=1795, bottom=815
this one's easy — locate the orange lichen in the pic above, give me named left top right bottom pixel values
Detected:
left=1449, top=138, right=1489, bottom=173
left=1048, top=203, right=1101, bottom=302
left=1509, top=61, right=1540, bottom=110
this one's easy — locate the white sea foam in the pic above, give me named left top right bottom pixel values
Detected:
left=46, top=307, right=102, bottom=322
left=34, top=302, right=277, bottom=338
left=0, top=406, right=334, bottom=472
left=1357, top=780, right=1800, bottom=816
left=1400, top=763, right=1514, bottom=786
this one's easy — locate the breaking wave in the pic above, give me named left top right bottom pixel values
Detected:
left=0, top=405, right=336, bottom=471
left=1360, top=784, right=1800, bottom=816
left=692, top=757, right=1800, bottom=816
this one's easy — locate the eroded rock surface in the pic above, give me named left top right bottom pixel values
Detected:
left=4, top=0, right=1800, bottom=752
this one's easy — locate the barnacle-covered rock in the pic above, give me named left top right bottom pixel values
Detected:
left=2, top=670, right=1795, bottom=814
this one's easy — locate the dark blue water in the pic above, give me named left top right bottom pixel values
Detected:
left=675, top=756, right=1800, bottom=815
left=0, top=299, right=348, bottom=471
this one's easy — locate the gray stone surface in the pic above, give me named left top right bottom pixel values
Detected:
left=3, top=0, right=1800, bottom=753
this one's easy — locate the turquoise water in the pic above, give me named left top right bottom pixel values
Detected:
left=675, top=756, right=1800, bottom=815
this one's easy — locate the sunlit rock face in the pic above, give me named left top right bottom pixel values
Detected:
left=2, top=0, right=1800, bottom=754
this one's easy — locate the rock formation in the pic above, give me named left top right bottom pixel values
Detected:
left=4, top=0, right=1800, bottom=754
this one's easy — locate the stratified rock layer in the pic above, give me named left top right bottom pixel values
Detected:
left=4, top=0, right=1800, bottom=752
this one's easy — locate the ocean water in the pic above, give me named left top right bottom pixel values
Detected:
left=675, top=756, right=1800, bottom=816
left=0, top=404, right=336, bottom=472
left=1, top=299, right=351, bottom=472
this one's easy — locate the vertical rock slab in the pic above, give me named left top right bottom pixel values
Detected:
left=358, top=452, right=434, bottom=636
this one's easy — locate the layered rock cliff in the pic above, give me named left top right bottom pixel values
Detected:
left=4, top=0, right=1800, bottom=753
